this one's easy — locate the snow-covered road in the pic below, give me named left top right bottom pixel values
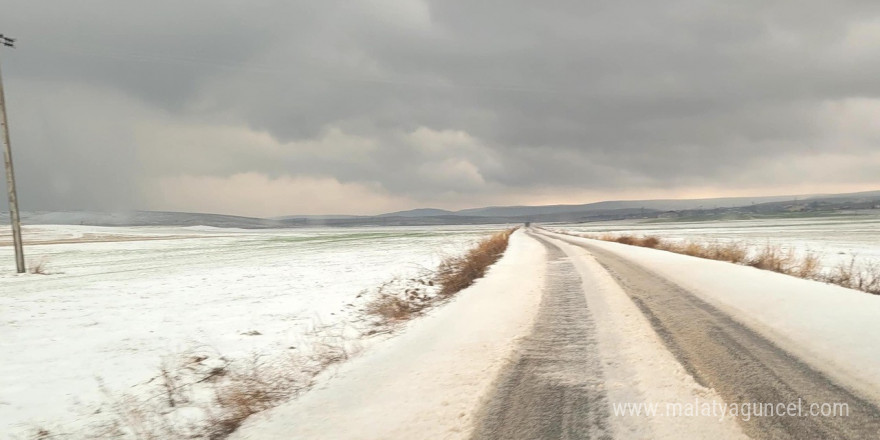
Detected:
left=537, top=230, right=880, bottom=439
left=237, top=228, right=880, bottom=440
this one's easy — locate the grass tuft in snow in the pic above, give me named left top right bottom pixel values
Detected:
left=826, top=257, right=880, bottom=294
left=28, top=258, right=50, bottom=275
left=362, top=277, right=435, bottom=323
left=27, top=333, right=359, bottom=440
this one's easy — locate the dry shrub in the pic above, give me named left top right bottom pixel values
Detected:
left=205, top=342, right=352, bottom=438
left=436, top=228, right=516, bottom=296
left=613, top=235, right=637, bottom=246
left=711, top=242, right=749, bottom=263
left=210, top=387, right=264, bottom=438
left=669, top=241, right=749, bottom=263
left=827, top=258, right=880, bottom=294
left=827, top=258, right=856, bottom=289
left=365, top=228, right=516, bottom=328
left=362, top=275, right=435, bottom=324
left=795, top=252, right=823, bottom=280
left=29, top=258, right=49, bottom=275
left=584, top=229, right=880, bottom=295
left=363, top=294, right=422, bottom=322
left=674, top=241, right=707, bottom=257
left=43, top=337, right=356, bottom=440
left=594, top=234, right=662, bottom=249
left=638, top=236, right=662, bottom=249
left=210, top=363, right=282, bottom=439
left=597, top=233, right=618, bottom=242
left=591, top=233, right=752, bottom=267
left=83, top=379, right=201, bottom=440
left=855, top=262, right=880, bottom=294
left=747, top=244, right=796, bottom=274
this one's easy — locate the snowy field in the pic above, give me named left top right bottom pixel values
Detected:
left=553, top=213, right=880, bottom=273
left=0, top=224, right=503, bottom=437
left=3, top=215, right=879, bottom=437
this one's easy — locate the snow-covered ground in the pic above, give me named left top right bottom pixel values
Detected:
left=233, top=229, right=547, bottom=440
left=554, top=213, right=880, bottom=273
left=0, top=224, right=504, bottom=437
left=240, top=227, right=880, bottom=439
left=4, top=217, right=880, bottom=438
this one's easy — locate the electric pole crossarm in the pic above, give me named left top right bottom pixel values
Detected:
left=0, top=34, right=25, bottom=274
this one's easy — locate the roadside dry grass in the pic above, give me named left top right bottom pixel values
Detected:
left=363, top=276, right=435, bottom=324
left=29, top=333, right=358, bottom=440
left=567, top=232, right=880, bottom=295
left=825, top=258, right=880, bottom=294
left=364, top=228, right=518, bottom=325
left=436, top=228, right=516, bottom=296
left=207, top=353, right=318, bottom=439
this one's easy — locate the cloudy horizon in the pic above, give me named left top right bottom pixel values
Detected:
left=2, top=1, right=880, bottom=217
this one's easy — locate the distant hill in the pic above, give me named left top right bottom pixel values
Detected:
left=457, top=195, right=806, bottom=217
left=430, top=190, right=880, bottom=219
left=273, top=214, right=360, bottom=221
left=3, top=190, right=879, bottom=228
left=378, top=208, right=454, bottom=218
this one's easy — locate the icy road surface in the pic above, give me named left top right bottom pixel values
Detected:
left=534, top=230, right=880, bottom=440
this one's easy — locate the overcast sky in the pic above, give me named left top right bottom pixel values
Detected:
left=2, top=1, right=880, bottom=217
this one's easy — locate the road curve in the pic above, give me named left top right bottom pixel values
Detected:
left=473, top=229, right=880, bottom=440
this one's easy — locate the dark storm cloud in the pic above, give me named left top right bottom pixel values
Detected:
left=2, top=0, right=880, bottom=215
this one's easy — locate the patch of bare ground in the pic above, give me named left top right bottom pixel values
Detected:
left=564, top=231, right=880, bottom=295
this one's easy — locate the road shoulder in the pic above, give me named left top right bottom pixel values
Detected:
left=232, top=230, right=547, bottom=440
left=539, top=233, right=748, bottom=440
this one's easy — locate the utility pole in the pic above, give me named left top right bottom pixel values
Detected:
left=0, top=34, right=25, bottom=273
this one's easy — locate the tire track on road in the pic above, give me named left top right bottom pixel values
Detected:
left=471, top=233, right=612, bottom=440
left=547, top=232, right=880, bottom=440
